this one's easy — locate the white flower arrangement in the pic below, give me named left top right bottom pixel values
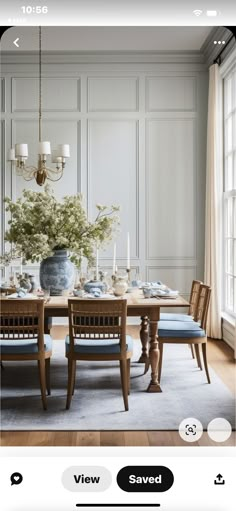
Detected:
left=2, top=187, right=119, bottom=267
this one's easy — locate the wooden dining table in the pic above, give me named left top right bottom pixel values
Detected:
left=44, top=289, right=189, bottom=394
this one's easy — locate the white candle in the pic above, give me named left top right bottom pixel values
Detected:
left=112, top=243, right=116, bottom=274
left=127, top=232, right=130, bottom=270
left=5, top=265, right=9, bottom=284
left=15, top=143, right=28, bottom=157
left=20, top=257, right=23, bottom=275
left=1, top=265, right=6, bottom=281
left=96, top=248, right=99, bottom=280
left=58, top=144, right=70, bottom=158
left=38, top=141, right=51, bottom=155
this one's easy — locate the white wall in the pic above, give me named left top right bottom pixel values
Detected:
left=0, top=51, right=208, bottom=301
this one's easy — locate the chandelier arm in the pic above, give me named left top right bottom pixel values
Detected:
left=45, top=170, right=64, bottom=182
left=22, top=166, right=38, bottom=181
left=43, top=166, right=64, bottom=174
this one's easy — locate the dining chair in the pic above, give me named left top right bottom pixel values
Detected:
left=159, top=279, right=202, bottom=361
left=157, top=284, right=211, bottom=384
left=66, top=298, right=133, bottom=411
left=159, top=279, right=202, bottom=322
left=0, top=299, right=52, bottom=410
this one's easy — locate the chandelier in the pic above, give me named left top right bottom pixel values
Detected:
left=7, top=27, right=70, bottom=186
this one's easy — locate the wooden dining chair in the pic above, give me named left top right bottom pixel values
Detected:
left=160, top=279, right=202, bottom=322
left=159, top=279, right=202, bottom=360
left=157, top=284, right=211, bottom=384
left=66, top=298, right=133, bottom=411
left=0, top=299, right=52, bottom=410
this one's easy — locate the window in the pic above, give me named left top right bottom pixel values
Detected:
left=223, top=66, right=236, bottom=317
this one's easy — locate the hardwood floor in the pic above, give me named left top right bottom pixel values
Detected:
left=1, top=325, right=235, bottom=447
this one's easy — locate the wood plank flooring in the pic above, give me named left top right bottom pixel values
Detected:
left=1, top=325, right=235, bottom=447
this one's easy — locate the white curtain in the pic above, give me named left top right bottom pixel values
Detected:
left=204, top=63, right=223, bottom=339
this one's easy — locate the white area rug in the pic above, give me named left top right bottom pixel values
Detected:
left=1, top=339, right=235, bottom=430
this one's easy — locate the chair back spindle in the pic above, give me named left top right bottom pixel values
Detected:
left=189, top=280, right=202, bottom=318
left=0, top=299, right=45, bottom=352
left=195, top=285, right=211, bottom=330
left=68, top=299, right=127, bottom=354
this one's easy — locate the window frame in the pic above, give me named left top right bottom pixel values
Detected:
left=222, top=51, right=236, bottom=319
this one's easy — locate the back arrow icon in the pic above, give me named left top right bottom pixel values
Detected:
left=13, top=38, right=20, bottom=48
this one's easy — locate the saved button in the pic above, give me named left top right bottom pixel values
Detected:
left=117, top=466, right=174, bottom=492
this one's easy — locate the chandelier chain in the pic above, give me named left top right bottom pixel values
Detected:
left=39, top=26, right=42, bottom=142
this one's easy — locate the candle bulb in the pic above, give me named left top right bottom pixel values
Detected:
left=8, top=148, right=16, bottom=161
left=5, top=265, right=9, bottom=284
left=96, top=248, right=99, bottom=281
left=112, top=243, right=116, bottom=274
left=15, top=143, right=28, bottom=158
left=38, top=141, right=51, bottom=155
left=127, top=232, right=130, bottom=270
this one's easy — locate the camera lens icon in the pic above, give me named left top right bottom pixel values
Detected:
left=179, top=418, right=203, bottom=442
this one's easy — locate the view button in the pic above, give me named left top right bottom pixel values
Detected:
left=62, top=466, right=112, bottom=492
left=117, top=466, right=174, bottom=492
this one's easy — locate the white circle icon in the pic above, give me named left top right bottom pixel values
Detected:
left=207, top=418, right=232, bottom=442
left=179, top=418, right=203, bottom=442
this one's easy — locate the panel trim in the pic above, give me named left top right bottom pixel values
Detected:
left=146, top=75, right=197, bottom=112
left=11, top=77, right=81, bottom=113
left=146, top=264, right=197, bottom=294
left=87, top=76, right=139, bottom=112
left=87, top=118, right=140, bottom=259
left=145, top=117, right=197, bottom=261
left=1, top=79, right=6, bottom=113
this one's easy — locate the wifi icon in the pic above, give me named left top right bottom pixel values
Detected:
left=193, top=9, right=203, bottom=16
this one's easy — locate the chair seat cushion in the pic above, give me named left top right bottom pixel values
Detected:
left=65, top=335, right=133, bottom=354
left=0, top=335, right=52, bottom=354
left=158, top=320, right=206, bottom=338
left=160, top=312, right=194, bottom=322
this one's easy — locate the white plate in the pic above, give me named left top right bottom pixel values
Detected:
left=83, top=293, right=117, bottom=299
left=7, top=293, right=37, bottom=299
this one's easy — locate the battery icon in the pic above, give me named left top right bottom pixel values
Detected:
left=206, top=10, right=218, bottom=16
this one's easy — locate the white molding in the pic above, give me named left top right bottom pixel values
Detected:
left=220, top=47, right=236, bottom=79
left=146, top=265, right=196, bottom=295
left=201, top=27, right=235, bottom=68
left=11, top=76, right=81, bottom=113
left=145, top=117, right=197, bottom=261
left=87, top=118, right=140, bottom=260
left=87, top=76, right=139, bottom=112
left=146, top=75, right=197, bottom=113
left=1, top=79, right=6, bottom=113
left=1, top=51, right=207, bottom=66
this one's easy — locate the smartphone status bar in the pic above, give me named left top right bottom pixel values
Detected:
left=0, top=0, right=236, bottom=26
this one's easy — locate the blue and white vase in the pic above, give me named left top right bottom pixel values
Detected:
left=40, top=249, right=75, bottom=296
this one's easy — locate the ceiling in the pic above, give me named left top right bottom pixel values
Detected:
left=2, top=26, right=213, bottom=52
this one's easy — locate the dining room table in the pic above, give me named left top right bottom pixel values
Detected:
left=43, top=289, right=189, bottom=394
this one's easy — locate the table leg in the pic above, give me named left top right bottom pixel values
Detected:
left=147, top=318, right=162, bottom=393
left=44, top=317, right=52, bottom=335
left=138, top=316, right=149, bottom=364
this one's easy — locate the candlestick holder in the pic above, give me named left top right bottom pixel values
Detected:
left=126, top=268, right=131, bottom=285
